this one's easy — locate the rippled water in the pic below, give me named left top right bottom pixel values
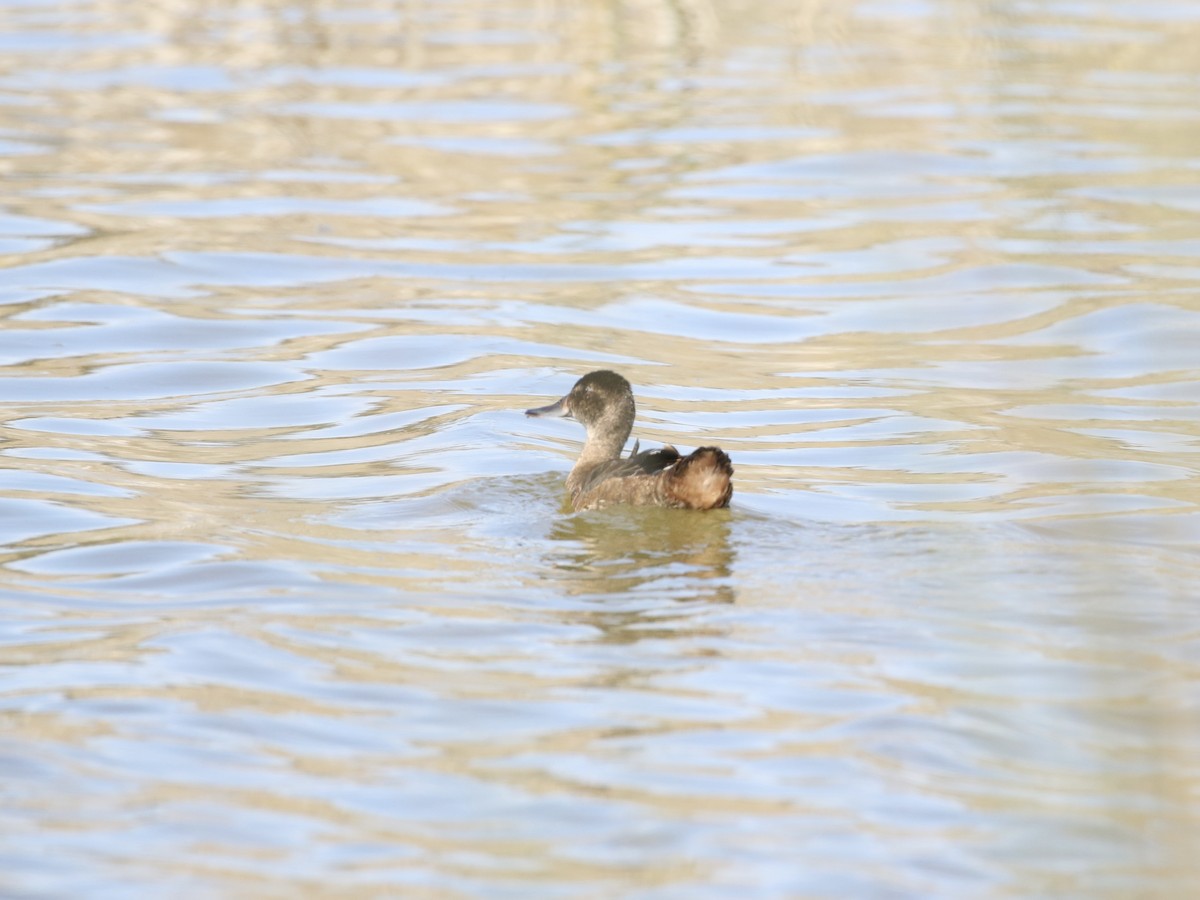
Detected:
left=3, top=0, right=1199, bottom=896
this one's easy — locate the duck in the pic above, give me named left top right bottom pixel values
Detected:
left=525, top=370, right=733, bottom=511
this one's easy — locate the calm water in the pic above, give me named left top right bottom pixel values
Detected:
left=2, top=0, right=1199, bottom=896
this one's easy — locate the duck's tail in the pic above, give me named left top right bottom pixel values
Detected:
left=666, top=447, right=734, bottom=510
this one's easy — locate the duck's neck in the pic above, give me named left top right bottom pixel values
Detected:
left=566, top=418, right=631, bottom=492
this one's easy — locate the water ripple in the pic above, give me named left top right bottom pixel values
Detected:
left=2, top=0, right=1199, bottom=897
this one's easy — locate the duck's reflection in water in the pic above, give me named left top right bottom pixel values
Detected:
left=544, top=506, right=736, bottom=617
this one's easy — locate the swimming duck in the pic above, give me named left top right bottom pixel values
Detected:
left=526, top=370, right=733, bottom=511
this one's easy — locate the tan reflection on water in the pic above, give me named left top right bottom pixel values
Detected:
left=2, top=0, right=1200, bottom=895
left=547, top=506, right=736, bottom=605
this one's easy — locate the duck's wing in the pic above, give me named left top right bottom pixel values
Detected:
left=628, top=443, right=680, bottom=475
left=576, top=444, right=681, bottom=497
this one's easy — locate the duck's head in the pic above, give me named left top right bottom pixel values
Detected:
left=526, top=370, right=636, bottom=450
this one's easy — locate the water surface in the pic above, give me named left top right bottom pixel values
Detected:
left=2, top=0, right=1199, bottom=896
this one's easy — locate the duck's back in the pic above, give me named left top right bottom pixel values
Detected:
left=573, top=446, right=733, bottom=511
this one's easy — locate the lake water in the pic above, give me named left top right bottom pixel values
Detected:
left=2, top=0, right=1199, bottom=896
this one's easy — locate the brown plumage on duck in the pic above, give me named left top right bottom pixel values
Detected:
left=526, top=370, right=733, bottom=511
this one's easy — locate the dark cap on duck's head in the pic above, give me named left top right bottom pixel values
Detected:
left=526, top=370, right=637, bottom=452
left=526, top=370, right=633, bottom=425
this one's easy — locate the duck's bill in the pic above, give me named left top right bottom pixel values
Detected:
left=525, top=395, right=572, bottom=418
